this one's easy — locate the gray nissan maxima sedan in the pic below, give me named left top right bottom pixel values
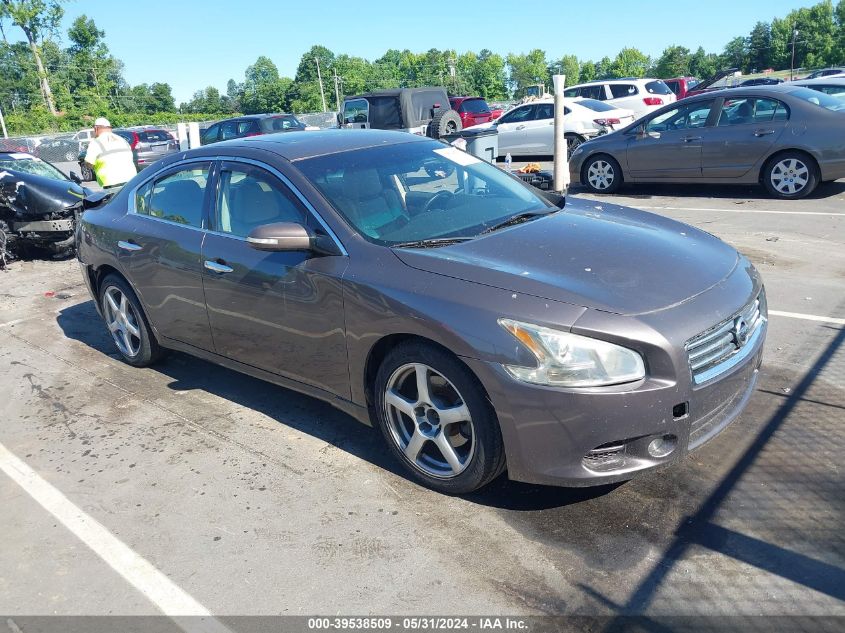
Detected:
left=569, top=85, right=845, bottom=199
left=77, top=130, right=767, bottom=494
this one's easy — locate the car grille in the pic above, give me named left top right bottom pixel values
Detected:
left=686, top=291, right=766, bottom=385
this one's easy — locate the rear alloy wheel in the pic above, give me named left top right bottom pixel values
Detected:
left=374, top=342, right=505, bottom=494
left=64, top=149, right=77, bottom=162
left=764, top=153, right=818, bottom=199
left=583, top=155, right=622, bottom=193
left=99, top=275, right=165, bottom=367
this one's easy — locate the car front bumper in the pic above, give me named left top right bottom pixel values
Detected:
left=462, top=316, right=766, bottom=488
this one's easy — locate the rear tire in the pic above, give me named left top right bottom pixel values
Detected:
left=582, top=154, right=623, bottom=194
left=373, top=341, right=505, bottom=494
left=428, top=109, right=462, bottom=139
left=99, top=274, right=165, bottom=367
left=565, top=133, right=586, bottom=154
left=762, top=151, right=818, bottom=199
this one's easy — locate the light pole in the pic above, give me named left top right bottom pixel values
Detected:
left=0, top=104, right=7, bottom=139
left=790, top=28, right=799, bottom=80
left=315, top=57, right=327, bottom=113
left=552, top=74, right=569, bottom=193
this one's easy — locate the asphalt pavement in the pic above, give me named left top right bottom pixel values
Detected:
left=1, top=168, right=843, bottom=628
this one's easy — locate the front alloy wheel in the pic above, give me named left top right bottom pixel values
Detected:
left=384, top=363, right=475, bottom=478
left=374, top=341, right=506, bottom=494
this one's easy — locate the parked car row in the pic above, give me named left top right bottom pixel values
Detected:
left=569, top=84, right=845, bottom=199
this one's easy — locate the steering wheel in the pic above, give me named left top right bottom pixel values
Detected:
left=422, top=190, right=453, bottom=213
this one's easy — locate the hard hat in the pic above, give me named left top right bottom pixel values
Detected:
left=94, top=117, right=111, bottom=127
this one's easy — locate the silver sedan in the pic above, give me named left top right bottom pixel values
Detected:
left=569, top=85, right=845, bottom=199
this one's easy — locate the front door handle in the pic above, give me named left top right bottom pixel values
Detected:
left=515, top=124, right=526, bottom=130
left=754, top=129, right=775, bottom=137
left=682, top=135, right=702, bottom=143
left=117, top=240, right=142, bottom=251
left=204, top=260, right=234, bottom=274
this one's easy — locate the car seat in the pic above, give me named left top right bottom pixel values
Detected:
left=337, top=168, right=403, bottom=237
left=151, top=179, right=204, bottom=226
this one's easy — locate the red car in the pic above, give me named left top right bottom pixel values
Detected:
left=663, top=77, right=700, bottom=100
left=449, top=97, right=504, bottom=128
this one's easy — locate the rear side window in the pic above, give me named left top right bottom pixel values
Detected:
left=563, top=88, right=579, bottom=98
left=610, top=84, right=638, bottom=98
left=752, top=98, right=789, bottom=122
left=645, top=81, right=673, bottom=95
left=135, top=163, right=210, bottom=228
left=262, top=115, right=303, bottom=132
left=580, top=85, right=606, bottom=100
left=459, top=99, right=490, bottom=114
left=201, top=124, right=220, bottom=144
left=535, top=103, right=554, bottom=119
left=665, top=80, right=680, bottom=96
left=238, top=120, right=261, bottom=136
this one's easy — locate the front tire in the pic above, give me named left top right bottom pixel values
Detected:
left=582, top=154, right=623, bottom=193
left=374, top=341, right=505, bottom=494
left=763, top=152, right=818, bottom=199
left=99, top=274, right=165, bottom=367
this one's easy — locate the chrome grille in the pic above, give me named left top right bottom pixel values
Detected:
left=686, top=291, right=766, bottom=385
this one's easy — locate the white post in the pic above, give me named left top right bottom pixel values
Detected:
left=177, top=122, right=188, bottom=151
left=188, top=122, right=200, bottom=149
left=552, top=74, right=569, bottom=193
left=315, top=57, right=327, bottom=113
left=0, top=104, right=7, bottom=139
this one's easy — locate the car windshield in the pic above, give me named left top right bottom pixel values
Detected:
left=576, top=98, right=618, bottom=112
left=0, top=157, right=67, bottom=181
left=296, top=140, right=551, bottom=246
left=789, top=87, right=845, bottom=111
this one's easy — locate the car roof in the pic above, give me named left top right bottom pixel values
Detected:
left=346, top=87, right=448, bottom=99
left=208, top=129, right=431, bottom=161
left=792, top=76, right=845, bottom=85
left=211, top=113, right=298, bottom=123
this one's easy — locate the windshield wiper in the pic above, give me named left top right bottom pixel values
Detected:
left=478, top=210, right=554, bottom=235
left=391, top=237, right=474, bottom=249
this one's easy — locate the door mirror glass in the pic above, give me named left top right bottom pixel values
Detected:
left=69, top=171, right=82, bottom=184
left=247, top=222, right=314, bottom=252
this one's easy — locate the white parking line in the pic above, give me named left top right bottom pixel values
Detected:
left=625, top=205, right=845, bottom=217
left=770, top=310, right=845, bottom=326
left=0, top=441, right=232, bottom=633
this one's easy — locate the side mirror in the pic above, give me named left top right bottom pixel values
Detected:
left=247, top=222, right=315, bottom=252
left=69, top=171, right=82, bottom=184
left=336, top=112, right=343, bottom=126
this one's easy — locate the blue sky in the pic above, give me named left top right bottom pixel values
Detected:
left=20, top=1, right=822, bottom=103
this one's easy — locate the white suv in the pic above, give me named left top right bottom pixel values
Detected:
left=564, top=78, right=675, bottom=119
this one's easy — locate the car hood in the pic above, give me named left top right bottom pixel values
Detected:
left=392, top=198, right=740, bottom=316
left=0, top=168, right=85, bottom=220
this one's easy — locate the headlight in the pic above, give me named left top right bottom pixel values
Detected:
left=498, top=318, right=645, bottom=387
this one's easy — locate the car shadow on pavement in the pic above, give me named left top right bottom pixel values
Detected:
left=56, top=300, right=611, bottom=511
left=569, top=180, right=845, bottom=200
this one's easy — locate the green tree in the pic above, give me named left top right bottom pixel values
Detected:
left=287, top=44, right=334, bottom=112
left=652, top=45, right=690, bottom=78
left=240, top=56, right=289, bottom=114
left=688, top=47, right=718, bottom=78
left=595, top=56, right=613, bottom=79
left=609, top=47, right=650, bottom=78
left=747, top=21, right=772, bottom=71
left=506, top=49, right=549, bottom=94
left=836, top=0, right=845, bottom=62
left=579, top=60, right=597, bottom=82
left=148, top=82, right=175, bottom=112
left=0, top=0, right=65, bottom=114
left=64, top=15, right=124, bottom=114
left=552, top=54, right=579, bottom=86
left=465, top=49, right=507, bottom=99
left=721, top=36, right=749, bottom=71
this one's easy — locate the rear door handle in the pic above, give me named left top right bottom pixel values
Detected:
left=682, top=135, right=702, bottom=143
left=515, top=125, right=526, bottom=130
left=117, top=240, right=142, bottom=251
left=754, top=129, right=775, bottom=137
left=204, top=260, right=234, bottom=274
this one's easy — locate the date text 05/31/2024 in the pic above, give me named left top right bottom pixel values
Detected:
left=307, top=618, right=529, bottom=630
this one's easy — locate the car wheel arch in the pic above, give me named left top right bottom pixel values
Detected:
left=92, top=265, right=161, bottom=338
left=362, top=333, right=491, bottom=408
